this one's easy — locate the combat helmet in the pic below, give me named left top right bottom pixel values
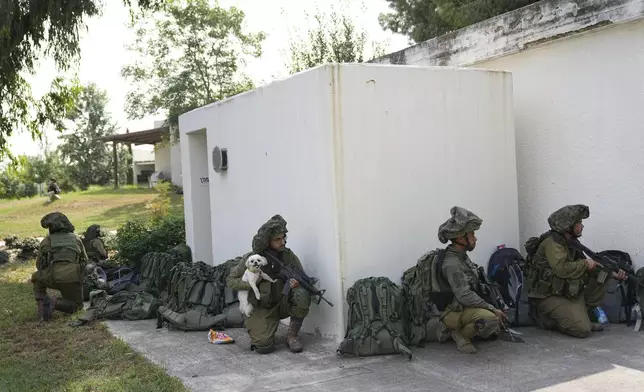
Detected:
left=438, top=206, right=483, bottom=244
left=547, top=204, right=589, bottom=234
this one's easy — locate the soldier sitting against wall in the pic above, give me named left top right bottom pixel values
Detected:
left=525, top=205, right=627, bottom=338
left=226, top=215, right=311, bottom=354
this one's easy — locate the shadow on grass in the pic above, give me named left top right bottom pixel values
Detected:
left=82, top=186, right=158, bottom=196
left=94, top=202, right=150, bottom=220
left=0, top=264, right=188, bottom=392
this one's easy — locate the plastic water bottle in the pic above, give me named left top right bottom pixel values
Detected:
left=594, top=306, right=609, bottom=325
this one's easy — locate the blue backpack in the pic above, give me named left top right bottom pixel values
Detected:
left=488, top=247, right=532, bottom=326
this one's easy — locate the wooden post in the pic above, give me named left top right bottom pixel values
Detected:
left=126, top=128, right=134, bottom=185
left=113, top=141, right=119, bottom=189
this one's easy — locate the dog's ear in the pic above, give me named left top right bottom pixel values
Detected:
left=260, top=256, right=268, bottom=265
left=245, top=257, right=253, bottom=268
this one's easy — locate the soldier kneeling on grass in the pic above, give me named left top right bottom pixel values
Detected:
left=31, top=212, right=88, bottom=321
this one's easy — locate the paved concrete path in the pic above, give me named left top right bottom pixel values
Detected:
left=106, top=320, right=644, bottom=392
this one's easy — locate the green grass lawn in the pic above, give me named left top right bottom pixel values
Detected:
left=0, top=186, right=183, bottom=238
left=0, top=261, right=189, bottom=392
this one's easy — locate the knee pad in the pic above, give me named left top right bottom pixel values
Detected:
left=291, top=287, right=311, bottom=308
left=253, top=343, right=276, bottom=354
left=54, top=298, right=78, bottom=314
left=475, top=318, right=500, bottom=339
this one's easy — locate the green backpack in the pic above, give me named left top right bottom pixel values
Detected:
left=401, top=250, right=450, bottom=316
left=337, top=277, right=412, bottom=360
left=76, top=290, right=161, bottom=324
left=138, top=251, right=183, bottom=298
left=156, top=259, right=243, bottom=331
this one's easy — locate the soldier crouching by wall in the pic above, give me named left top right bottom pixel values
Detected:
left=435, top=207, right=507, bottom=354
left=226, top=215, right=311, bottom=354
left=525, top=205, right=627, bottom=338
left=31, top=212, right=88, bottom=321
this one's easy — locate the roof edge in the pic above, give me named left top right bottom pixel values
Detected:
left=372, top=0, right=644, bottom=67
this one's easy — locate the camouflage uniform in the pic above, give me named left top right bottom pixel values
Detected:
left=526, top=205, right=607, bottom=338
left=31, top=213, right=88, bottom=319
left=226, top=215, right=311, bottom=354
left=82, top=225, right=107, bottom=262
left=437, top=207, right=500, bottom=354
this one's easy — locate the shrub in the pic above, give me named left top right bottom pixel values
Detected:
left=4, top=235, right=19, bottom=248
left=23, top=183, right=38, bottom=198
left=114, top=214, right=186, bottom=268
left=145, top=181, right=172, bottom=218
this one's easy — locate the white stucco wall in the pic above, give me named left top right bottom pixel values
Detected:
left=334, top=65, right=519, bottom=289
left=178, top=129, right=213, bottom=263
left=179, top=64, right=519, bottom=341
left=154, top=144, right=172, bottom=179
left=132, top=146, right=154, bottom=163
left=180, top=67, right=343, bottom=338
left=374, top=0, right=644, bottom=268
left=474, top=20, right=644, bottom=267
left=170, top=134, right=182, bottom=187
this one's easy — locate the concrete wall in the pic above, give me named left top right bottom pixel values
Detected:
left=180, top=66, right=343, bottom=338
left=374, top=0, right=644, bottom=267
left=178, top=129, right=213, bottom=263
left=132, top=146, right=154, bottom=163
left=476, top=19, right=644, bottom=267
left=154, top=144, right=172, bottom=179
left=179, top=64, right=519, bottom=341
left=170, top=134, right=182, bottom=187
left=334, top=65, right=519, bottom=290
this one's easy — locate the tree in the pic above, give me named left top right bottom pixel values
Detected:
left=286, top=3, right=386, bottom=74
left=122, top=0, right=265, bottom=133
left=0, top=0, right=165, bottom=161
left=379, top=0, right=540, bottom=43
left=57, top=83, right=127, bottom=190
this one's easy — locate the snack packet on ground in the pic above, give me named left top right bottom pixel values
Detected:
left=208, top=329, right=235, bottom=344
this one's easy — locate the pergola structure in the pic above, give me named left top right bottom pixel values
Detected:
left=102, top=126, right=169, bottom=188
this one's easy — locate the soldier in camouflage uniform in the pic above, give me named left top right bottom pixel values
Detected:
left=436, top=207, right=506, bottom=354
left=525, top=205, right=627, bottom=338
left=226, top=215, right=311, bottom=354
left=31, top=212, right=88, bottom=321
left=81, top=224, right=108, bottom=262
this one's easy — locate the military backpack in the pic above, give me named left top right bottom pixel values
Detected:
left=156, top=258, right=243, bottom=331
left=138, top=251, right=183, bottom=298
left=598, top=250, right=638, bottom=324
left=487, top=247, right=533, bottom=326
left=337, top=277, right=412, bottom=359
left=75, top=289, right=161, bottom=325
left=400, top=249, right=450, bottom=332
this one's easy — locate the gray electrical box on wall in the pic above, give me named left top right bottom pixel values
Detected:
left=212, top=146, right=228, bottom=173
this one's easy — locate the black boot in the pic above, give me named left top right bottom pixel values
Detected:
left=37, top=295, right=56, bottom=322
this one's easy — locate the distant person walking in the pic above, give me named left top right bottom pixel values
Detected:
left=47, top=178, right=61, bottom=203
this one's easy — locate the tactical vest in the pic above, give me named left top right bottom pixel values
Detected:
left=49, top=233, right=81, bottom=264
left=82, top=238, right=99, bottom=261
left=443, top=250, right=482, bottom=312
left=525, top=233, right=585, bottom=300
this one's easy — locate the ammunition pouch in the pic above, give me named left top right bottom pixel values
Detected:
left=530, top=264, right=584, bottom=299
left=247, top=278, right=284, bottom=309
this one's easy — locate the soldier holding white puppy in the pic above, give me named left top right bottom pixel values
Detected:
left=227, top=215, right=311, bottom=354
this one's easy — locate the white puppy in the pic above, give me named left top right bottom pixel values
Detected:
left=238, top=254, right=276, bottom=317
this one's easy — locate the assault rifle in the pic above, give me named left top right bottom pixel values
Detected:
left=262, top=252, right=334, bottom=307
left=477, top=266, right=525, bottom=343
left=568, top=239, right=644, bottom=289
